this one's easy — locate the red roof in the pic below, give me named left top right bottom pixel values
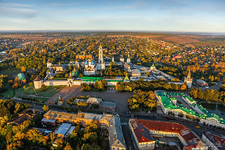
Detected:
left=130, top=119, right=154, bottom=143
left=135, top=119, right=201, bottom=147
left=203, top=131, right=225, bottom=148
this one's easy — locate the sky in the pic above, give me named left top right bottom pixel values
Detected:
left=0, top=0, right=225, bottom=32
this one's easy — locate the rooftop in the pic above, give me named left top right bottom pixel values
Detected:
left=99, top=101, right=117, bottom=108
left=203, top=131, right=225, bottom=149
left=135, top=119, right=204, bottom=148
left=129, top=119, right=154, bottom=143
left=55, top=123, right=72, bottom=136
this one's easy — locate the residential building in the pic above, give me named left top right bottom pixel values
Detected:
left=202, top=131, right=225, bottom=150
left=42, top=111, right=126, bottom=150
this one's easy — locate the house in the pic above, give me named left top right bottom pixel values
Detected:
left=8, top=109, right=40, bottom=125
left=196, top=79, right=208, bottom=87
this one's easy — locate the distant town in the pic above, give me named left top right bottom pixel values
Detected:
left=0, top=32, right=225, bottom=150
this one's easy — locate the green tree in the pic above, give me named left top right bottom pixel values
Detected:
left=42, top=105, right=50, bottom=112
left=41, top=84, right=46, bottom=91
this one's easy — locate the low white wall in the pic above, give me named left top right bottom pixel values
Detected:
left=44, top=80, right=67, bottom=86
left=107, top=82, right=117, bottom=86
left=73, top=81, right=81, bottom=85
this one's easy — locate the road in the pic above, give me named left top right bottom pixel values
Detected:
left=9, top=97, right=225, bottom=150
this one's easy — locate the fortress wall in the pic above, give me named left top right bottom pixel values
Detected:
left=107, top=82, right=117, bottom=86
left=43, top=80, right=67, bottom=86
left=73, top=81, right=82, bottom=85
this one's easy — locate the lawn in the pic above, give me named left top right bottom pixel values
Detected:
left=36, top=85, right=66, bottom=97
left=17, top=84, right=35, bottom=96
left=35, top=97, right=49, bottom=103
left=1, top=87, right=15, bottom=98
left=0, top=68, right=21, bottom=77
left=16, top=85, right=66, bottom=97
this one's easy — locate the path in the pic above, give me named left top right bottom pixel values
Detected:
left=46, top=86, right=81, bottom=105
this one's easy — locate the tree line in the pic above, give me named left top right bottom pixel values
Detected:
left=116, top=79, right=187, bottom=92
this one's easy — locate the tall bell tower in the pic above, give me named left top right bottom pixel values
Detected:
left=98, top=44, right=103, bottom=63
left=184, top=69, right=193, bottom=89
left=97, top=44, right=105, bottom=70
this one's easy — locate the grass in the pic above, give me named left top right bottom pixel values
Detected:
left=36, top=85, right=66, bottom=97
left=35, top=97, right=49, bottom=103
left=16, top=85, right=66, bottom=97
left=17, top=84, right=35, bottom=96
left=1, top=87, right=15, bottom=98
left=0, top=68, right=21, bottom=77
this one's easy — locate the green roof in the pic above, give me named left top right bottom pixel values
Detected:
left=182, top=95, right=195, bottom=103
left=18, top=73, right=26, bottom=81
left=157, top=91, right=225, bottom=125
left=167, top=92, right=184, bottom=96
left=151, top=63, right=155, bottom=67
left=196, top=104, right=208, bottom=114
left=81, top=77, right=103, bottom=80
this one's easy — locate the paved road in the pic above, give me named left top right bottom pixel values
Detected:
left=46, top=86, right=81, bottom=105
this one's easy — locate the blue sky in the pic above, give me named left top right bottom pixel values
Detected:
left=0, top=0, right=225, bottom=32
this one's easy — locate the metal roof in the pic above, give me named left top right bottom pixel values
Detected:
left=55, top=123, right=71, bottom=136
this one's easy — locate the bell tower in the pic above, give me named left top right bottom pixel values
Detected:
left=97, top=44, right=105, bottom=70
left=98, top=44, right=103, bottom=63
left=184, top=69, right=193, bottom=89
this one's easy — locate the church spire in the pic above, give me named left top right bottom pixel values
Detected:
left=187, top=69, right=191, bottom=78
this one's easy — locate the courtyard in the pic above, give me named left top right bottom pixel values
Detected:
left=46, top=86, right=133, bottom=113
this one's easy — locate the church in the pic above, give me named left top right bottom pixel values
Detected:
left=83, top=44, right=105, bottom=75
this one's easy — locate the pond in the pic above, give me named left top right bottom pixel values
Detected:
left=201, top=103, right=225, bottom=119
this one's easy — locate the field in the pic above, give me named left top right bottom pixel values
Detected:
left=162, top=36, right=199, bottom=44
left=106, top=34, right=162, bottom=39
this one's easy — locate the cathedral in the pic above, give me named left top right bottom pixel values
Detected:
left=83, top=45, right=106, bottom=75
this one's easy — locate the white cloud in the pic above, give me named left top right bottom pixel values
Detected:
left=0, top=6, right=37, bottom=18
left=0, top=2, right=32, bottom=8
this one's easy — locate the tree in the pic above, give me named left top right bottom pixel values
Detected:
left=29, top=82, right=33, bottom=87
left=64, top=143, right=73, bottom=150
left=42, top=105, right=49, bottom=112
left=180, top=84, right=187, bottom=91
left=50, top=132, right=56, bottom=143
left=21, top=66, right=26, bottom=72
left=41, top=84, right=46, bottom=91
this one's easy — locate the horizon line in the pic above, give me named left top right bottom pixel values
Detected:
left=0, top=30, right=225, bottom=36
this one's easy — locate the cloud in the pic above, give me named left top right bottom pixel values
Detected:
left=0, top=6, right=37, bottom=18
left=0, top=2, right=32, bottom=8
